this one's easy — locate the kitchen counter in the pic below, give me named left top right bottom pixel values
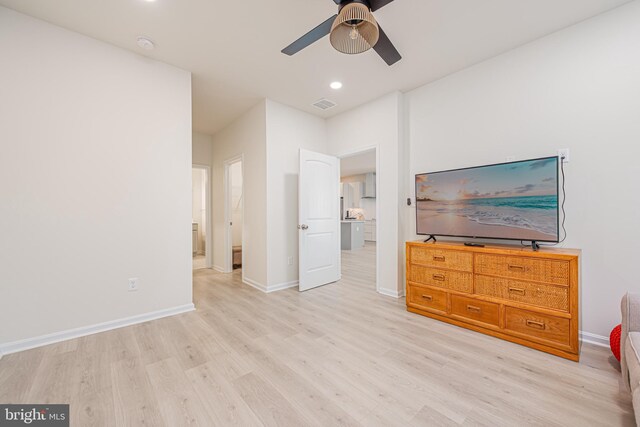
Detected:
left=341, top=221, right=365, bottom=250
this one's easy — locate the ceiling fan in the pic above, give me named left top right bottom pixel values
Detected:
left=282, top=0, right=401, bottom=66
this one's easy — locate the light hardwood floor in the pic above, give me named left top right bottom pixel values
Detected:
left=0, top=242, right=635, bottom=426
left=193, top=254, right=206, bottom=270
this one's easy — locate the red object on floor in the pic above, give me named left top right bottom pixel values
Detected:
left=611, top=324, right=622, bottom=361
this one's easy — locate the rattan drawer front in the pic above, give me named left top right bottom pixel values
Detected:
left=410, top=247, right=472, bottom=272
left=505, top=307, right=570, bottom=347
left=409, top=265, right=473, bottom=293
left=475, top=254, right=569, bottom=286
left=475, top=275, right=569, bottom=312
left=407, top=284, right=447, bottom=314
left=450, top=295, right=500, bottom=328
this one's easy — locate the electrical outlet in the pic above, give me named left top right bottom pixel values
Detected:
left=288, top=256, right=293, bottom=266
left=558, top=148, right=570, bottom=163
left=128, top=278, right=139, bottom=292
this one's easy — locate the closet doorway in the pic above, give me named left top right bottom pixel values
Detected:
left=192, top=165, right=211, bottom=270
left=224, top=156, right=244, bottom=273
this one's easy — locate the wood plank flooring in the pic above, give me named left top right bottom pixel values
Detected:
left=0, top=243, right=635, bottom=426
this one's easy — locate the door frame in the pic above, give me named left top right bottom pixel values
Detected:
left=192, top=164, right=212, bottom=269
left=223, top=155, right=244, bottom=274
left=337, top=146, right=380, bottom=294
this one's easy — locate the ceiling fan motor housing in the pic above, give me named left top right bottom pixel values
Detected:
left=337, top=0, right=372, bottom=13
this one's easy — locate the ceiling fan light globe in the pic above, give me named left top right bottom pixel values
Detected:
left=349, top=26, right=359, bottom=40
left=330, top=3, right=379, bottom=55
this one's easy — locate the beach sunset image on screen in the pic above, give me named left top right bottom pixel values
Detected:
left=416, top=157, right=559, bottom=241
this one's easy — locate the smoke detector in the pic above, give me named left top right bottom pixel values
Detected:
left=136, top=36, right=155, bottom=50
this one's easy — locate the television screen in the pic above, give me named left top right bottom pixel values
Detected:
left=415, top=157, right=559, bottom=242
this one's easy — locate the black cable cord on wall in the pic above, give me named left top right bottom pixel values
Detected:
left=521, top=155, right=567, bottom=248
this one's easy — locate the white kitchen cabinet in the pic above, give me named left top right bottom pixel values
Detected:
left=342, top=182, right=364, bottom=211
left=342, top=183, right=353, bottom=213
left=351, top=182, right=363, bottom=208
left=364, top=219, right=376, bottom=242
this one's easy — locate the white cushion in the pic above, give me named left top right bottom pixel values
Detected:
left=634, top=387, right=640, bottom=426
left=626, top=332, right=640, bottom=391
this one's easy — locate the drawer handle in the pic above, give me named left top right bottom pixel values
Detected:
left=508, top=287, right=526, bottom=296
left=508, top=265, right=525, bottom=271
left=432, top=274, right=445, bottom=281
left=421, top=295, right=433, bottom=301
left=526, top=320, right=546, bottom=330
left=433, top=255, right=446, bottom=262
left=466, top=305, right=481, bottom=313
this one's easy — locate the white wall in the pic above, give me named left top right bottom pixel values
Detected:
left=211, top=101, right=267, bottom=286
left=265, top=100, right=327, bottom=289
left=327, top=93, right=405, bottom=297
left=0, top=7, right=193, bottom=347
left=406, top=1, right=640, bottom=338
left=192, top=132, right=213, bottom=167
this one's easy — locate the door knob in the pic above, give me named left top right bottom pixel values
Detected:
left=298, top=224, right=309, bottom=230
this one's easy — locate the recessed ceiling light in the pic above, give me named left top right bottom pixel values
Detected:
left=136, top=36, right=155, bottom=50
left=330, top=81, right=343, bottom=90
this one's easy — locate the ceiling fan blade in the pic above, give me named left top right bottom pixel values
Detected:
left=369, top=0, right=395, bottom=12
left=282, top=15, right=338, bottom=56
left=373, top=24, right=401, bottom=66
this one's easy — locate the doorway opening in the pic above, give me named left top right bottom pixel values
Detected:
left=225, top=157, right=244, bottom=273
left=339, top=148, right=378, bottom=291
left=192, top=165, right=211, bottom=270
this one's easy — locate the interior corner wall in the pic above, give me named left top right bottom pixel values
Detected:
left=211, top=101, right=267, bottom=286
left=265, top=100, right=328, bottom=289
left=0, top=7, right=193, bottom=347
left=192, top=131, right=214, bottom=167
left=405, top=1, right=640, bottom=338
left=327, top=92, right=404, bottom=297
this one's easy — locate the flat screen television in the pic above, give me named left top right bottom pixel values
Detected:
left=415, top=156, right=560, bottom=243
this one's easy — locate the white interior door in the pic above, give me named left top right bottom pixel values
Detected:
left=299, top=149, right=340, bottom=292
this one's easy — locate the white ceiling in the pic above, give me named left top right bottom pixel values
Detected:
left=0, top=0, right=631, bottom=135
left=341, top=149, right=376, bottom=177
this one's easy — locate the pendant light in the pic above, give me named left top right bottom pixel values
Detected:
left=330, top=2, right=380, bottom=55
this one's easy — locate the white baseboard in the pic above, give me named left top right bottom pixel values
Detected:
left=378, top=288, right=404, bottom=299
left=212, top=265, right=225, bottom=273
left=0, top=303, right=195, bottom=357
left=243, top=277, right=268, bottom=292
left=243, top=277, right=298, bottom=293
left=580, top=331, right=609, bottom=348
left=267, top=280, right=299, bottom=293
